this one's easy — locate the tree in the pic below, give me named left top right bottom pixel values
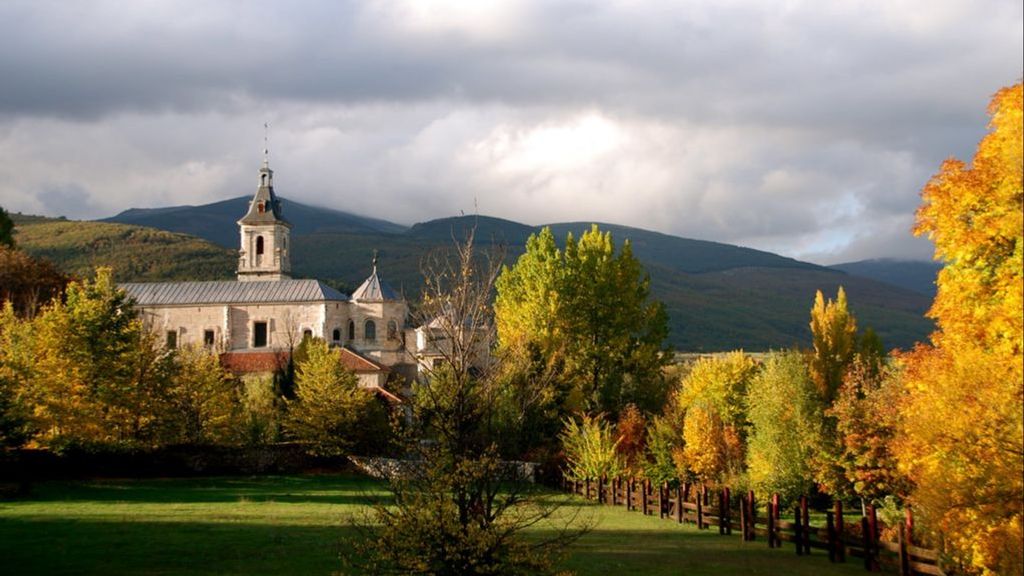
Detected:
left=163, top=345, right=241, bottom=445
left=18, top=268, right=170, bottom=448
left=0, top=304, right=33, bottom=448
left=0, top=247, right=69, bottom=318
left=808, top=287, right=858, bottom=406
left=614, top=404, right=647, bottom=476
left=0, top=206, right=14, bottom=248
left=829, top=356, right=910, bottom=505
left=807, top=287, right=864, bottom=499
left=672, top=352, right=758, bottom=486
left=355, top=228, right=580, bottom=575
left=495, top=225, right=670, bottom=418
left=897, top=83, right=1023, bottom=576
left=745, top=351, right=820, bottom=506
left=560, top=413, right=625, bottom=481
left=285, top=338, right=388, bottom=456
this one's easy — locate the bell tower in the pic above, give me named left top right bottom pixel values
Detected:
left=237, top=143, right=291, bottom=281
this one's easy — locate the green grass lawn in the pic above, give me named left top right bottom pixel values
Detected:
left=0, top=475, right=866, bottom=575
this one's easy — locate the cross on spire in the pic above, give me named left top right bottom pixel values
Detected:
left=262, top=122, right=269, bottom=167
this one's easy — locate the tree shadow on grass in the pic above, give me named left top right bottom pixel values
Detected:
left=0, top=518, right=362, bottom=576
left=14, top=475, right=386, bottom=506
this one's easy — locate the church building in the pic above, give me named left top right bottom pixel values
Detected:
left=121, top=155, right=419, bottom=390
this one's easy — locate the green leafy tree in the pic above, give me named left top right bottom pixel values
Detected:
left=164, top=345, right=241, bottom=445
left=355, top=229, right=580, bottom=575
left=495, top=225, right=670, bottom=418
left=745, top=351, right=820, bottom=506
left=560, top=413, right=624, bottom=481
left=285, top=338, right=388, bottom=456
left=643, top=415, right=681, bottom=486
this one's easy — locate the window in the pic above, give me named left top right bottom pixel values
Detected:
left=387, top=320, right=398, bottom=341
left=332, top=328, right=341, bottom=341
left=203, top=329, right=215, bottom=348
left=348, top=320, right=355, bottom=341
left=257, top=201, right=265, bottom=214
left=166, top=331, right=177, bottom=349
left=253, top=321, right=268, bottom=348
left=364, top=320, right=376, bottom=341
left=302, top=329, right=313, bottom=341
left=256, top=236, right=265, bottom=256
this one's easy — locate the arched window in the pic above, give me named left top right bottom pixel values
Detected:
left=332, top=328, right=341, bottom=341
left=348, top=320, right=355, bottom=341
left=257, top=201, right=265, bottom=214
left=364, top=320, right=376, bottom=341
left=256, top=236, right=265, bottom=255
left=302, top=329, right=312, bottom=341
left=261, top=174, right=267, bottom=186
left=387, top=320, right=398, bottom=341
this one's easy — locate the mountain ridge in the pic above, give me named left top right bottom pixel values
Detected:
left=11, top=199, right=937, bottom=350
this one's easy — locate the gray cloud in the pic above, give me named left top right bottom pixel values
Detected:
left=0, top=0, right=1020, bottom=263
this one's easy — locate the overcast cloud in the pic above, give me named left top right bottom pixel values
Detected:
left=0, top=0, right=1020, bottom=263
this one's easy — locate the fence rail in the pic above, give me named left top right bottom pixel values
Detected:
left=565, top=477, right=948, bottom=576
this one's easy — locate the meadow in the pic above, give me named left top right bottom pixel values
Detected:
left=0, top=475, right=868, bottom=575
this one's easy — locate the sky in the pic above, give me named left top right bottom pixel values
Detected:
left=0, top=1, right=1020, bottom=264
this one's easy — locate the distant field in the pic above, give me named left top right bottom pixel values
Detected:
left=0, top=475, right=866, bottom=575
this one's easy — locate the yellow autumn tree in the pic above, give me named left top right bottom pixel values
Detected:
left=897, top=83, right=1023, bottom=576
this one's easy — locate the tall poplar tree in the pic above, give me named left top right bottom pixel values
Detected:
left=495, top=224, right=670, bottom=418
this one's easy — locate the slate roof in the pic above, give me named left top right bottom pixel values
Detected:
left=121, top=279, right=349, bottom=306
left=351, top=266, right=402, bottom=302
left=238, top=165, right=290, bottom=226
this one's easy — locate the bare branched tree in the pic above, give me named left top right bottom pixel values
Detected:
left=351, top=224, right=588, bottom=575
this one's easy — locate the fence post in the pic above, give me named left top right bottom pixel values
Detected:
left=898, top=522, right=911, bottom=576
left=586, top=477, right=592, bottom=500
left=868, top=505, right=880, bottom=571
left=697, top=489, right=705, bottom=529
left=835, top=500, right=845, bottom=562
left=724, top=487, right=732, bottom=535
left=794, top=506, right=804, bottom=555
left=626, top=478, right=633, bottom=511
left=676, top=484, right=684, bottom=524
left=772, top=493, right=781, bottom=548
left=641, top=479, right=649, bottom=515
left=749, top=485, right=757, bottom=541
left=861, top=516, right=873, bottom=571
left=826, top=511, right=836, bottom=563
left=767, top=501, right=775, bottom=548
left=905, top=506, right=914, bottom=547
left=659, top=479, right=667, bottom=516
left=741, top=487, right=749, bottom=537
left=800, top=495, right=810, bottom=555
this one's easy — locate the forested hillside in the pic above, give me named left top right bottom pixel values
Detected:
left=17, top=210, right=934, bottom=350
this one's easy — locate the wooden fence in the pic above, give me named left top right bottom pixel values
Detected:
left=566, top=477, right=948, bottom=576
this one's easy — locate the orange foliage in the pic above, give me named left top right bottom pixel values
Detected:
left=899, top=83, right=1023, bottom=576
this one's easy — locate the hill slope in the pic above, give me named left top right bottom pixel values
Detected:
left=83, top=202, right=939, bottom=350
left=12, top=216, right=235, bottom=282
left=105, top=196, right=407, bottom=248
left=830, top=259, right=941, bottom=297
